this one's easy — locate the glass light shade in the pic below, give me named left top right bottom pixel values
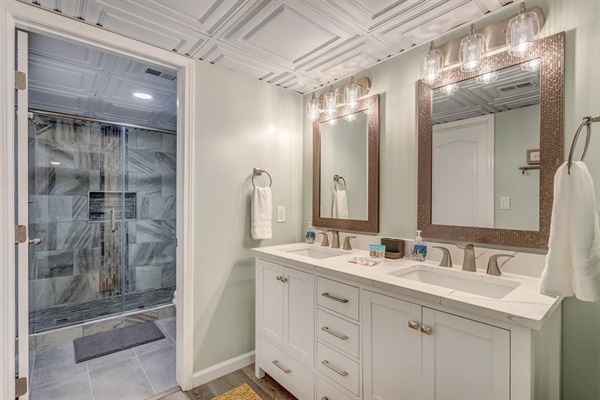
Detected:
left=306, top=94, right=320, bottom=121
left=521, top=58, right=541, bottom=72
left=459, top=29, right=486, bottom=72
left=343, top=78, right=362, bottom=111
left=328, top=118, right=338, bottom=126
left=506, top=12, right=539, bottom=57
left=324, top=87, right=338, bottom=118
left=344, top=113, right=357, bottom=122
left=476, top=71, right=498, bottom=84
left=421, top=46, right=444, bottom=84
left=439, top=83, right=459, bottom=96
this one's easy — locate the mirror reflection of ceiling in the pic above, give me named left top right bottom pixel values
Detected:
left=20, top=0, right=513, bottom=94
left=28, top=32, right=177, bottom=131
left=432, top=64, right=541, bottom=125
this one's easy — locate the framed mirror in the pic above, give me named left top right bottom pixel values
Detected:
left=313, top=94, right=379, bottom=232
left=417, top=32, right=564, bottom=249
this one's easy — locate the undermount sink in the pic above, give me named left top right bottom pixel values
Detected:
left=286, top=246, right=349, bottom=260
left=389, top=266, right=520, bottom=299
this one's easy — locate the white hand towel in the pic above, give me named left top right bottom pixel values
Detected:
left=332, top=189, right=349, bottom=219
left=540, top=162, right=600, bottom=301
left=251, top=186, right=272, bottom=240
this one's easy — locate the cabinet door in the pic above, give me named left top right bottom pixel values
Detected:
left=421, top=308, right=510, bottom=400
left=362, top=291, right=422, bottom=400
left=285, top=267, right=315, bottom=366
left=258, top=260, right=285, bottom=346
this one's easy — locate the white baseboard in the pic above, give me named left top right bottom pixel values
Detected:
left=192, top=351, right=255, bottom=388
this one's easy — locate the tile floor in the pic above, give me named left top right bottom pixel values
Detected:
left=29, top=317, right=177, bottom=400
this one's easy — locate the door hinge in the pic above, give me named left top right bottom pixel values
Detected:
left=15, top=377, right=27, bottom=397
left=15, top=71, right=26, bottom=91
left=15, top=225, right=27, bottom=245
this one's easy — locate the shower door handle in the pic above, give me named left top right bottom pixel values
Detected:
left=111, top=208, right=116, bottom=232
left=28, top=238, right=42, bottom=245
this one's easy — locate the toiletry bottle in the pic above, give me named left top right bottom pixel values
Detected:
left=411, top=230, right=428, bottom=261
left=305, top=222, right=316, bottom=244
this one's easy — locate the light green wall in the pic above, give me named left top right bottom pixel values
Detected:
left=494, top=104, right=540, bottom=231
left=302, top=1, right=600, bottom=397
left=192, top=61, right=303, bottom=372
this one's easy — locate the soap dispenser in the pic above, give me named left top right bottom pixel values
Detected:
left=411, top=230, right=428, bottom=261
left=305, top=222, right=316, bottom=244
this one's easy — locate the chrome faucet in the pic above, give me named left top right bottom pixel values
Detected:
left=318, top=231, right=329, bottom=247
left=487, top=254, right=514, bottom=276
left=328, top=230, right=340, bottom=248
left=456, top=244, right=476, bottom=272
left=432, top=246, right=452, bottom=268
left=343, top=236, right=356, bottom=250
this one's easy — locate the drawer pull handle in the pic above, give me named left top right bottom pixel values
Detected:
left=321, top=292, right=349, bottom=303
left=421, top=326, right=433, bottom=335
left=272, top=360, right=291, bottom=374
left=321, top=326, right=349, bottom=340
left=408, top=321, right=420, bottom=330
left=321, top=360, right=349, bottom=377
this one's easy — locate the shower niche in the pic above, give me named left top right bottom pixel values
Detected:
left=27, top=115, right=177, bottom=333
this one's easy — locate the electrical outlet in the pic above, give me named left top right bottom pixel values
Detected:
left=500, top=196, right=511, bottom=210
left=277, top=206, right=286, bottom=222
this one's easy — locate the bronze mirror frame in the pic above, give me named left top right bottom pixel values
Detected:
left=313, top=94, right=380, bottom=233
left=417, top=32, right=564, bottom=249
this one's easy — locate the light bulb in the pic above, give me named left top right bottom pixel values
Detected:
left=421, top=42, right=444, bottom=85
left=521, top=59, right=541, bottom=72
left=460, top=24, right=486, bottom=73
left=440, top=83, right=459, bottom=96
left=306, top=94, right=320, bottom=121
left=476, top=71, right=498, bottom=84
left=133, top=92, right=153, bottom=100
left=328, top=118, right=338, bottom=126
left=506, top=3, right=539, bottom=57
left=324, top=86, right=338, bottom=118
left=343, top=77, right=362, bottom=111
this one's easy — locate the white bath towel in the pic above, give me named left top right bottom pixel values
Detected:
left=251, top=186, right=272, bottom=240
left=332, top=189, right=349, bottom=219
left=540, top=162, right=600, bottom=301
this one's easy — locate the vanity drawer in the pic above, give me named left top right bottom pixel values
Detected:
left=317, top=277, right=359, bottom=320
left=317, top=309, right=359, bottom=359
left=258, top=337, right=314, bottom=399
left=317, top=376, right=354, bottom=400
left=317, top=342, right=359, bottom=396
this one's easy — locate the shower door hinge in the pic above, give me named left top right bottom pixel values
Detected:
left=15, top=225, right=27, bottom=244
left=15, top=71, right=26, bottom=91
left=15, top=377, right=27, bottom=397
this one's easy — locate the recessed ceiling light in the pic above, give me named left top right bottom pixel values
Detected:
left=133, top=92, right=153, bottom=100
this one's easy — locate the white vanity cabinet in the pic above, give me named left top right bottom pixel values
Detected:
left=362, top=291, right=510, bottom=400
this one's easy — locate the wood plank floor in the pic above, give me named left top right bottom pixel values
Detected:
left=160, top=364, right=296, bottom=400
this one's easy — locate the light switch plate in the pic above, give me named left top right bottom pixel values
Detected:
left=500, top=196, right=511, bottom=210
left=277, top=206, right=285, bottom=222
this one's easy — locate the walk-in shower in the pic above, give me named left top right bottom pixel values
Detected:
left=28, top=112, right=177, bottom=333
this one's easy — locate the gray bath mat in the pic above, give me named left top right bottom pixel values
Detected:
left=73, top=321, right=165, bottom=363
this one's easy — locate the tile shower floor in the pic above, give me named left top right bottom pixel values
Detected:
left=29, top=317, right=177, bottom=400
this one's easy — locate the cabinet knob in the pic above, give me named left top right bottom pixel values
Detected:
left=421, top=325, right=433, bottom=335
left=408, top=321, right=420, bottom=330
left=276, top=275, right=287, bottom=282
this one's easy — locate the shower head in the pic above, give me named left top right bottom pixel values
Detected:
left=28, top=113, right=53, bottom=135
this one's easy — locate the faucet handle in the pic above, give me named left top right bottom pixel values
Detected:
left=432, top=246, right=452, bottom=268
left=343, top=236, right=356, bottom=250
left=455, top=243, right=474, bottom=250
left=318, top=231, right=330, bottom=247
left=487, top=254, right=514, bottom=276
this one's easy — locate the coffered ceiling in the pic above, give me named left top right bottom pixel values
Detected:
left=20, top=0, right=513, bottom=94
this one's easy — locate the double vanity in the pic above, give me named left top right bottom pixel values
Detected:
left=253, top=243, right=562, bottom=400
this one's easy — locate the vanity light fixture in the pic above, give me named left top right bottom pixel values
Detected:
left=506, top=2, right=540, bottom=57
left=323, top=86, right=340, bottom=118
left=521, top=58, right=541, bottom=72
left=133, top=92, right=153, bottom=100
left=439, top=83, right=459, bottom=96
left=476, top=71, right=499, bottom=84
left=304, top=77, right=371, bottom=121
left=328, top=119, right=339, bottom=126
left=343, top=77, right=363, bottom=111
left=306, top=93, right=321, bottom=122
left=344, top=113, right=357, bottom=122
left=421, top=41, right=444, bottom=85
left=460, top=24, right=486, bottom=72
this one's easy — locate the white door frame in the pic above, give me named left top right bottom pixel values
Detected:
left=0, top=1, right=196, bottom=397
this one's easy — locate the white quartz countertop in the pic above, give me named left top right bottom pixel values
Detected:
left=252, top=242, right=562, bottom=331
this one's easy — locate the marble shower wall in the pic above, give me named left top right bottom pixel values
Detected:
left=28, top=117, right=176, bottom=331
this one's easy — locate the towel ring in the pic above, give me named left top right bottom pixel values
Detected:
left=567, top=116, right=600, bottom=174
left=252, top=167, right=272, bottom=188
left=333, top=174, right=346, bottom=191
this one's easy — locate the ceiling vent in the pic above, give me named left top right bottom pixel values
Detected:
left=499, top=81, right=533, bottom=92
left=144, top=67, right=177, bottom=81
